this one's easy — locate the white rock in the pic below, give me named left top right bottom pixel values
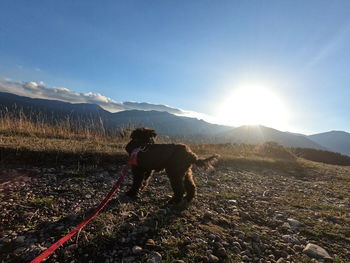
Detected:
left=303, top=243, right=332, bottom=260
left=132, top=245, right=143, bottom=254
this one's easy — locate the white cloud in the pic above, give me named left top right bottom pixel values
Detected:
left=0, top=78, right=192, bottom=116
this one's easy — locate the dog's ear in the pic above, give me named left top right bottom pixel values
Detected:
left=148, top=129, right=157, bottom=139
left=130, top=129, right=140, bottom=140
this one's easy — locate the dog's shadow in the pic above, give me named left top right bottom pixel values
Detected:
left=84, top=195, right=190, bottom=258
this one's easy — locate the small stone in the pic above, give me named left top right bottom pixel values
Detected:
left=195, top=238, right=207, bottom=244
left=14, top=247, right=26, bottom=254
left=293, top=244, right=303, bottom=252
left=85, top=194, right=92, bottom=199
left=242, top=255, right=251, bottom=262
left=15, top=236, right=26, bottom=243
left=122, top=256, right=136, bottom=263
left=281, top=234, right=299, bottom=244
left=204, top=211, right=214, bottom=220
left=276, top=258, right=286, bottom=263
left=228, top=199, right=238, bottom=205
left=145, top=239, right=156, bottom=247
left=274, top=213, right=284, bottom=220
left=132, top=245, right=143, bottom=254
left=282, top=222, right=291, bottom=229
left=66, top=244, right=77, bottom=250
left=216, top=247, right=227, bottom=257
left=287, top=218, right=300, bottom=228
left=208, top=233, right=216, bottom=240
left=149, top=251, right=162, bottom=263
left=217, top=208, right=226, bottom=214
left=303, top=243, right=332, bottom=260
left=232, top=241, right=242, bottom=250
left=55, top=225, right=65, bottom=231
left=172, top=260, right=185, bottom=263
left=234, top=230, right=245, bottom=239
left=232, top=246, right=241, bottom=254
left=208, top=254, right=219, bottom=263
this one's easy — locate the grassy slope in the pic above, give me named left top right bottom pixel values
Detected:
left=0, top=120, right=350, bottom=262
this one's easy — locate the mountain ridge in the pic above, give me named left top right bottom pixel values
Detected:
left=1, top=91, right=350, bottom=156
left=308, top=130, right=350, bottom=156
left=219, top=125, right=326, bottom=150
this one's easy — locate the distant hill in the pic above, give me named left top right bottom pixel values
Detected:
left=220, top=125, right=326, bottom=149
left=308, top=131, right=350, bottom=156
left=109, top=110, right=231, bottom=137
left=0, top=91, right=232, bottom=138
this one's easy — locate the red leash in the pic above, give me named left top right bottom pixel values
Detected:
left=30, top=150, right=139, bottom=263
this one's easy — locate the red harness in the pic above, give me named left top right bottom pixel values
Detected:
left=129, top=147, right=140, bottom=166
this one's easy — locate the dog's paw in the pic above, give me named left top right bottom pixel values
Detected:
left=170, top=199, right=190, bottom=212
left=167, top=196, right=183, bottom=205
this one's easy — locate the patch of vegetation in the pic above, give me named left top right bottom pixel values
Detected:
left=293, top=147, right=350, bottom=166
left=256, top=141, right=296, bottom=161
left=28, top=198, right=53, bottom=207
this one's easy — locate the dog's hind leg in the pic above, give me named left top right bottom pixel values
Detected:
left=167, top=171, right=185, bottom=204
left=184, top=169, right=196, bottom=202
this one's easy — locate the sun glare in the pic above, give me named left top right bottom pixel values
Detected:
left=216, top=84, right=289, bottom=129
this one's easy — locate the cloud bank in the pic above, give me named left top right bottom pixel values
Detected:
left=0, top=78, right=186, bottom=115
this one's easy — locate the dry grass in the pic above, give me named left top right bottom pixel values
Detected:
left=1, top=110, right=349, bottom=171
left=0, top=109, right=130, bottom=166
left=0, top=108, right=126, bottom=140
left=0, top=110, right=294, bottom=166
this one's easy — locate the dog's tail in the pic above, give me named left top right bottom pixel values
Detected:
left=195, top=154, right=220, bottom=168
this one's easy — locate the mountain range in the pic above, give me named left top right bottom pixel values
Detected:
left=1, top=91, right=350, bottom=156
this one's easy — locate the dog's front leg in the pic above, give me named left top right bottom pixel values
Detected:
left=126, top=166, right=146, bottom=198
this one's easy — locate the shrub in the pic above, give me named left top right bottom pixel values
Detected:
left=292, top=147, right=350, bottom=166
left=256, top=141, right=296, bottom=161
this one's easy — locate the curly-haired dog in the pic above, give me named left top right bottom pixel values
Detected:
left=125, top=127, right=219, bottom=205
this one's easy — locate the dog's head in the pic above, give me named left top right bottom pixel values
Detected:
left=125, top=127, right=157, bottom=155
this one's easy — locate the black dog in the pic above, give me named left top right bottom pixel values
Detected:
left=125, top=127, right=218, bottom=204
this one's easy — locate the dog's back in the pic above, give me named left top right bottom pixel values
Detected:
left=136, top=143, right=197, bottom=171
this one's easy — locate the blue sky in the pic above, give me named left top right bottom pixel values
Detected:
left=1, top=1, right=350, bottom=134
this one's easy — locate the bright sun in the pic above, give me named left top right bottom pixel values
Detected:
left=216, top=84, right=289, bottom=129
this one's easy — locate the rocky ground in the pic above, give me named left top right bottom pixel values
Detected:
left=1, top=159, right=350, bottom=263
